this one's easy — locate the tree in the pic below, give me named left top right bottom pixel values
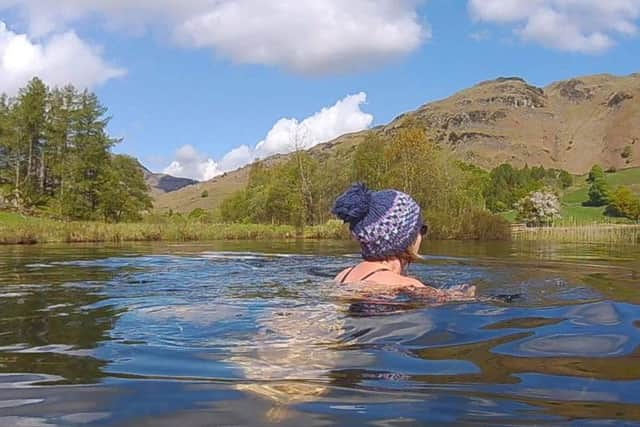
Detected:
left=606, top=187, right=640, bottom=221
left=352, top=134, right=388, bottom=190
left=0, top=80, right=153, bottom=221
left=98, top=155, right=153, bottom=222
left=14, top=78, right=48, bottom=204
left=587, top=164, right=605, bottom=183
left=584, top=165, right=610, bottom=207
left=516, top=190, right=561, bottom=227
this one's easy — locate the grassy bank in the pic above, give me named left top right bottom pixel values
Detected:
left=0, top=213, right=350, bottom=245
left=3, top=212, right=637, bottom=246
left=512, top=223, right=640, bottom=244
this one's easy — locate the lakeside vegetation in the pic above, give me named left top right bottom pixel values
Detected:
left=220, top=126, right=512, bottom=241
left=1, top=79, right=639, bottom=245
left=512, top=223, right=640, bottom=245
left=0, top=78, right=151, bottom=221
left=0, top=212, right=350, bottom=244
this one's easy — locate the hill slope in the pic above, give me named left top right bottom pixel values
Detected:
left=138, top=162, right=198, bottom=197
left=155, top=73, right=640, bottom=213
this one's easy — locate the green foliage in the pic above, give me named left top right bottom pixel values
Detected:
left=220, top=123, right=509, bottom=240
left=98, top=155, right=153, bottom=222
left=0, top=79, right=151, bottom=222
left=558, top=170, right=573, bottom=189
left=584, top=165, right=610, bottom=207
left=587, top=164, right=605, bottom=183
left=201, top=190, right=209, bottom=198
left=352, top=134, right=388, bottom=189
left=622, top=145, right=633, bottom=160
left=188, top=207, right=215, bottom=223
left=483, top=164, right=571, bottom=212
left=606, top=186, right=640, bottom=221
left=221, top=151, right=350, bottom=227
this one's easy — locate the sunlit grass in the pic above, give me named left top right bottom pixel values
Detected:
left=0, top=216, right=350, bottom=245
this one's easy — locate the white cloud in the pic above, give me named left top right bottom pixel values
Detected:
left=164, top=93, right=373, bottom=181
left=176, top=0, right=428, bottom=74
left=163, top=145, right=221, bottom=182
left=0, top=21, right=125, bottom=95
left=254, top=93, right=373, bottom=158
left=0, top=0, right=427, bottom=74
left=468, top=0, right=640, bottom=53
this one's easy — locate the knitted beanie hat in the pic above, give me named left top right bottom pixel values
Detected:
left=332, top=183, right=423, bottom=260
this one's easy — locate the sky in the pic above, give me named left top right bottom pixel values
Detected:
left=1, top=0, right=639, bottom=181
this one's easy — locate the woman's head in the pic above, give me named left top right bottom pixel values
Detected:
left=332, top=183, right=426, bottom=262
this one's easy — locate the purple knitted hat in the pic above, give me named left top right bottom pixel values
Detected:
left=332, top=183, right=423, bottom=260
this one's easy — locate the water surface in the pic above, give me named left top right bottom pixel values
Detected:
left=0, top=240, right=639, bottom=426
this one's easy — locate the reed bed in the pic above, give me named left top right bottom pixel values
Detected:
left=512, top=223, right=640, bottom=244
left=0, top=219, right=350, bottom=245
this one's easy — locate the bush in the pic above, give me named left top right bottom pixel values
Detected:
left=188, top=208, right=211, bottom=223
left=606, top=187, right=640, bottom=221
left=460, top=210, right=512, bottom=240
left=201, top=190, right=209, bottom=198
left=516, top=191, right=561, bottom=227
left=621, top=145, right=633, bottom=159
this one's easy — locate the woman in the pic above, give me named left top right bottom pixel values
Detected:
left=332, top=183, right=475, bottom=300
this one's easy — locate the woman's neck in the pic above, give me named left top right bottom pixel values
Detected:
left=365, top=258, right=404, bottom=275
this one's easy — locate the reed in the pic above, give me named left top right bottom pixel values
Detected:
left=512, top=222, right=640, bottom=244
left=0, top=217, right=351, bottom=245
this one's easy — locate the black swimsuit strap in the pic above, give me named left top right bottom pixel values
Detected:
left=359, top=268, right=391, bottom=281
left=340, top=266, right=357, bottom=284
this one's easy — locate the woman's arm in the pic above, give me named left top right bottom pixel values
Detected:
left=407, top=282, right=476, bottom=302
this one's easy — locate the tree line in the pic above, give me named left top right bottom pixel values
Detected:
left=221, top=125, right=513, bottom=240
left=483, top=163, right=572, bottom=213
left=0, top=78, right=151, bottom=222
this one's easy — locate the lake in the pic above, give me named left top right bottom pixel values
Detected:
left=0, top=240, right=639, bottom=426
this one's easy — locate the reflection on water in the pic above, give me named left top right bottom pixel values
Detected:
left=0, top=240, right=639, bottom=426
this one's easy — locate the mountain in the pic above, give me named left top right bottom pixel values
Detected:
left=137, top=162, right=198, bottom=196
left=155, top=72, right=640, bottom=213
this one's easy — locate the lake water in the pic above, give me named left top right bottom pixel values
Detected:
left=0, top=240, right=639, bottom=426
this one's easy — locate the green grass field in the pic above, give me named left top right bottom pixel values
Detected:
left=499, top=167, right=640, bottom=225
left=559, top=167, right=640, bottom=224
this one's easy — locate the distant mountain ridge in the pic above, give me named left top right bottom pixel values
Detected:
left=154, top=72, right=640, bottom=213
left=137, top=162, right=198, bottom=196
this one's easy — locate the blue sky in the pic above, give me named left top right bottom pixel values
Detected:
left=1, top=0, right=639, bottom=180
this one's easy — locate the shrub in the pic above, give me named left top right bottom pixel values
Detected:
left=188, top=208, right=211, bottom=222
left=516, top=191, right=561, bottom=227
left=606, top=187, right=640, bottom=221
left=621, top=145, right=633, bottom=159
left=460, top=210, right=511, bottom=240
left=201, top=190, right=209, bottom=198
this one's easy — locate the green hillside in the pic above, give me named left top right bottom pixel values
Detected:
left=499, top=167, right=640, bottom=224
left=560, top=167, right=640, bottom=223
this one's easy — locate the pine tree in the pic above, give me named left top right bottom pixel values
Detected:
left=585, top=165, right=610, bottom=207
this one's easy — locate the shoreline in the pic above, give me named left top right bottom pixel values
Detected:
left=1, top=218, right=638, bottom=245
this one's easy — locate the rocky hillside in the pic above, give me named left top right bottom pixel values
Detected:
left=155, top=72, right=640, bottom=213
left=138, top=162, right=198, bottom=197
left=387, top=73, right=640, bottom=173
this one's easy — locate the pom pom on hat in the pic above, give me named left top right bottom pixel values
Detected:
left=331, top=182, right=372, bottom=228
